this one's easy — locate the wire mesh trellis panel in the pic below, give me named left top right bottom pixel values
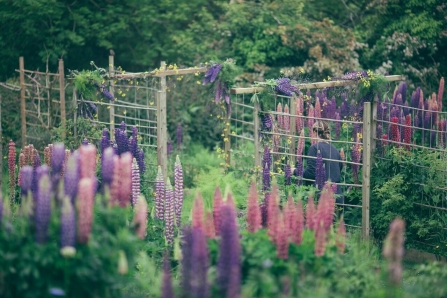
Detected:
left=373, top=88, right=447, bottom=251
left=18, top=57, right=65, bottom=151
left=228, top=93, right=256, bottom=176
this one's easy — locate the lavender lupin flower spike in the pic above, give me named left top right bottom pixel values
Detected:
left=131, top=158, right=140, bottom=207
left=60, top=196, right=76, bottom=249
left=174, top=155, right=184, bottom=227
left=165, top=178, right=175, bottom=244
left=64, top=152, right=79, bottom=204
left=155, top=166, right=165, bottom=220
left=35, top=174, right=52, bottom=244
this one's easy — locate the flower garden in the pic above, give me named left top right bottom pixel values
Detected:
left=1, top=59, right=447, bottom=298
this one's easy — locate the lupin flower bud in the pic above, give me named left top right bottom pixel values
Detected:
left=213, top=187, right=223, bottom=235
left=34, top=152, right=41, bottom=168
left=192, top=192, right=204, bottom=231
left=261, top=192, right=270, bottom=228
left=336, top=218, right=346, bottom=254
left=128, top=136, right=137, bottom=157
left=247, top=181, right=261, bottom=233
left=294, top=156, right=303, bottom=186
left=60, top=196, right=76, bottom=249
left=438, top=77, right=444, bottom=112
left=8, top=140, right=16, bottom=202
left=101, top=135, right=110, bottom=155
left=191, top=228, right=210, bottom=297
left=307, top=104, right=315, bottom=130
left=267, top=185, right=280, bottom=242
left=155, top=166, right=165, bottom=220
left=35, top=174, right=52, bottom=244
left=101, top=147, right=115, bottom=187
left=315, top=150, right=325, bottom=190
left=316, top=183, right=336, bottom=233
left=305, top=195, right=316, bottom=230
left=33, top=165, right=49, bottom=196
left=351, top=139, right=361, bottom=183
left=44, top=146, right=51, bottom=167
left=262, top=145, right=271, bottom=169
left=20, top=166, right=33, bottom=196
left=174, top=155, right=184, bottom=226
left=296, top=104, right=303, bottom=133
left=383, top=218, right=405, bottom=286
left=77, top=178, right=95, bottom=244
left=404, top=115, right=412, bottom=150
left=314, top=98, right=322, bottom=119
left=60, top=150, right=70, bottom=179
left=217, top=203, right=241, bottom=298
left=131, top=158, right=140, bottom=207
left=81, top=138, right=89, bottom=146
left=165, top=178, right=175, bottom=244
left=119, top=152, right=132, bottom=207
left=133, top=195, right=148, bottom=240
left=390, top=117, right=401, bottom=145
left=79, top=144, right=96, bottom=179
left=120, top=121, right=126, bottom=132
left=204, top=211, right=216, bottom=238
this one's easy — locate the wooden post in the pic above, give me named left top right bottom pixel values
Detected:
left=253, top=101, right=261, bottom=169
left=362, top=102, right=371, bottom=240
left=58, top=59, right=66, bottom=140
left=109, top=55, right=115, bottom=138
left=157, top=61, right=168, bottom=183
left=19, top=57, right=26, bottom=146
left=289, top=96, right=297, bottom=166
left=371, top=96, right=378, bottom=153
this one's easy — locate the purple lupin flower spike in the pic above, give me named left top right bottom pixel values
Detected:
left=112, top=143, right=118, bottom=155
left=162, top=253, right=175, bottom=298
left=128, top=136, right=138, bottom=157
left=51, top=143, right=65, bottom=178
left=120, top=121, right=126, bottom=132
left=131, top=158, right=140, bottom=207
left=165, top=178, right=175, bottom=244
left=60, top=196, right=76, bottom=248
left=210, top=63, right=223, bottom=83
left=101, top=136, right=110, bottom=155
left=262, top=145, right=271, bottom=170
left=296, top=156, right=303, bottom=186
left=132, top=126, right=138, bottom=139
left=102, top=128, right=110, bottom=140
left=155, top=166, right=165, bottom=220
left=35, top=174, right=52, bottom=244
left=81, top=138, right=89, bottom=146
left=174, top=155, right=184, bottom=227
left=101, top=147, right=115, bottom=187
left=410, top=88, right=421, bottom=109
left=217, top=203, right=241, bottom=298
left=20, top=166, right=33, bottom=196
left=136, top=148, right=146, bottom=174
left=284, top=164, right=291, bottom=186
left=260, top=192, right=270, bottom=228
left=262, top=163, right=270, bottom=191
left=34, top=153, right=41, bottom=168
left=64, top=153, right=79, bottom=204
left=176, top=124, right=183, bottom=150
left=191, top=228, right=209, bottom=298
left=315, top=150, right=325, bottom=190
left=181, top=227, right=194, bottom=295
left=33, top=165, right=49, bottom=195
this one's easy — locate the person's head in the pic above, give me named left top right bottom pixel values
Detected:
left=312, top=120, right=331, bottom=140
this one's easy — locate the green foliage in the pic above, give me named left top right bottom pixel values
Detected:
left=371, top=147, right=447, bottom=255
left=0, top=195, right=160, bottom=298
left=71, top=69, right=104, bottom=101
left=52, top=117, right=106, bottom=150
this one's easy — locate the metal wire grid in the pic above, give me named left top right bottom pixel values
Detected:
left=87, top=78, right=159, bottom=149
left=374, top=100, right=447, bottom=247
left=259, top=93, right=364, bottom=228
left=229, top=94, right=255, bottom=175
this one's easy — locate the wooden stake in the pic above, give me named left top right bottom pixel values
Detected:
left=362, top=102, right=371, bottom=240
left=157, top=61, right=168, bottom=183
left=289, top=96, right=297, bottom=166
left=253, top=101, right=261, bottom=169
left=19, top=57, right=26, bottom=146
left=58, top=59, right=66, bottom=140
left=109, top=55, right=115, bottom=138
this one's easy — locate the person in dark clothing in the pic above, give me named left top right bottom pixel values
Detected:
left=300, top=120, right=344, bottom=204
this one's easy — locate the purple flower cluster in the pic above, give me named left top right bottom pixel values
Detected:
left=274, top=78, right=299, bottom=96
left=217, top=204, right=241, bottom=297
left=101, top=148, right=114, bottom=187
left=35, top=174, right=52, bottom=244
left=191, top=229, right=209, bottom=297
left=339, top=71, right=368, bottom=81
left=203, top=63, right=223, bottom=85
left=262, top=163, right=270, bottom=191
left=99, top=84, right=114, bottom=101
left=165, top=178, right=175, bottom=244
left=314, top=150, right=326, bottom=190
left=20, top=166, right=33, bottom=196
left=261, top=113, right=273, bottom=131
left=60, top=196, right=76, bottom=248
left=294, top=157, right=303, bottom=186
left=64, top=152, right=80, bottom=203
